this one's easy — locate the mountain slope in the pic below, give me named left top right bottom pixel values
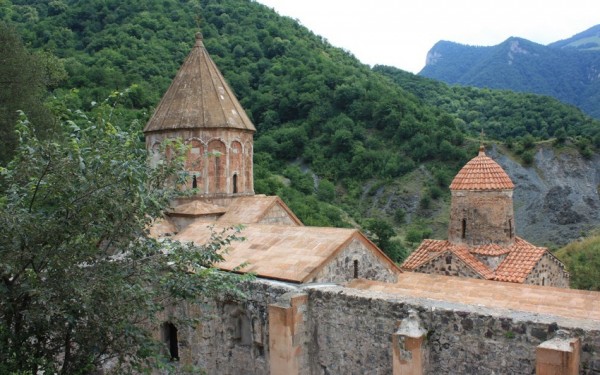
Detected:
left=420, top=26, right=600, bottom=119
left=550, top=24, right=600, bottom=51
left=3, top=0, right=600, bottom=250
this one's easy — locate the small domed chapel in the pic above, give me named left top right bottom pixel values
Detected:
left=401, top=147, right=570, bottom=287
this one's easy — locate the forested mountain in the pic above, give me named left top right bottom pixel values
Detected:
left=2, top=0, right=600, bottom=257
left=419, top=25, right=600, bottom=119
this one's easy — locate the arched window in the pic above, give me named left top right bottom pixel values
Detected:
left=233, top=173, right=238, bottom=194
left=353, top=260, right=359, bottom=279
left=162, top=322, right=179, bottom=361
left=461, top=219, right=467, bottom=239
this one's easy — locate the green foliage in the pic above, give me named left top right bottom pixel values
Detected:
left=374, top=65, right=600, bottom=144
left=556, top=235, right=600, bottom=290
left=405, top=227, right=433, bottom=244
left=553, top=127, right=567, bottom=145
left=0, top=98, right=250, bottom=373
left=0, top=22, right=64, bottom=164
left=521, top=150, right=535, bottom=166
left=317, top=179, right=336, bottom=202
left=363, top=217, right=404, bottom=261
left=4, top=0, right=598, bottom=247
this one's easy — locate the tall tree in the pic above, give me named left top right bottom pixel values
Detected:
left=0, top=96, right=249, bottom=374
left=0, top=22, right=65, bottom=165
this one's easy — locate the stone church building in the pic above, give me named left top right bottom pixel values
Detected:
left=144, top=33, right=599, bottom=374
left=145, top=33, right=400, bottom=286
left=401, top=146, right=570, bottom=287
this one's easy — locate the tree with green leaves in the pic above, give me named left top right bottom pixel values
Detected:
left=0, top=96, right=250, bottom=374
left=0, top=22, right=65, bottom=165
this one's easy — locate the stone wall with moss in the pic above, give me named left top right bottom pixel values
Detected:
left=161, top=279, right=600, bottom=374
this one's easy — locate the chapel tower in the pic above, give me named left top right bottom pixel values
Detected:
left=447, top=145, right=515, bottom=246
left=144, top=33, right=256, bottom=198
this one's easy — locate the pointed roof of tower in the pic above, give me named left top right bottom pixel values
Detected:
left=449, top=146, right=514, bottom=190
left=144, top=32, right=256, bottom=133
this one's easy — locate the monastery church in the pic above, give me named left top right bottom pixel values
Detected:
left=146, top=33, right=400, bottom=285
left=145, top=33, right=599, bottom=374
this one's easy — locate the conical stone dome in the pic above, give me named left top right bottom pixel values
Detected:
left=144, top=32, right=256, bottom=133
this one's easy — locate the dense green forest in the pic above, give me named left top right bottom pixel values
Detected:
left=2, top=0, right=600, bottom=263
left=374, top=65, right=600, bottom=160
left=419, top=33, right=600, bottom=119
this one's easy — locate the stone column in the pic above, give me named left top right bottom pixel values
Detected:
left=392, top=309, right=428, bottom=375
left=536, top=330, right=580, bottom=375
left=268, top=292, right=309, bottom=375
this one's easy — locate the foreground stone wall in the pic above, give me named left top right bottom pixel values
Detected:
left=165, top=279, right=600, bottom=374
left=161, top=280, right=293, bottom=374
left=307, top=287, right=600, bottom=375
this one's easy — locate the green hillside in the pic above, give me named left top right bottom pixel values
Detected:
left=556, top=234, right=600, bottom=290
left=3, top=0, right=600, bottom=259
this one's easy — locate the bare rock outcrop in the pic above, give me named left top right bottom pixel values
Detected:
left=489, top=145, right=600, bottom=246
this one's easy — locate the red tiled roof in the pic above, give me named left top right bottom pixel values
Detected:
left=451, top=245, right=496, bottom=279
left=449, top=146, right=514, bottom=191
left=494, top=238, right=546, bottom=283
left=401, top=237, right=546, bottom=284
left=403, top=240, right=494, bottom=279
left=469, top=243, right=511, bottom=256
left=401, top=239, right=447, bottom=270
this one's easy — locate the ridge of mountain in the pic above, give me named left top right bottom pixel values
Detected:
left=420, top=25, right=600, bottom=119
left=550, top=24, right=600, bottom=50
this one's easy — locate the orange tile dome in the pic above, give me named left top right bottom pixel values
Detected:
left=449, top=146, right=514, bottom=190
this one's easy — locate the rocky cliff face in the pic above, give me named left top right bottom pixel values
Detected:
left=488, top=145, right=600, bottom=247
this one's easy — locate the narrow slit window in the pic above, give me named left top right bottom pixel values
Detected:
left=461, top=219, right=467, bottom=239
left=163, top=322, right=179, bottom=361
left=509, top=219, right=513, bottom=238
left=192, top=175, right=197, bottom=189
left=353, top=260, right=359, bottom=279
left=233, top=173, right=238, bottom=194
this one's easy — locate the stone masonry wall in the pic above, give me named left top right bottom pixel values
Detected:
left=160, top=280, right=293, bottom=374
left=163, top=279, right=600, bottom=375
left=525, top=252, right=570, bottom=288
left=309, top=238, right=398, bottom=284
left=415, top=251, right=484, bottom=279
left=306, top=286, right=600, bottom=375
left=449, top=190, right=514, bottom=246
left=146, top=129, right=254, bottom=197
